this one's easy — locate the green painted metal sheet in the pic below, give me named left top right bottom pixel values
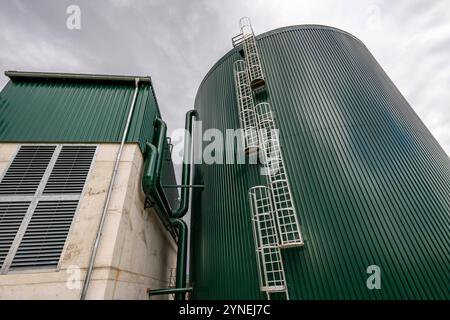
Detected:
left=0, top=74, right=157, bottom=151
left=191, top=25, right=450, bottom=299
left=0, top=72, right=179, bottom=209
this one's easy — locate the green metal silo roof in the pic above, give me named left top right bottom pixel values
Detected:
left=0, top=71, right=159, bottom=151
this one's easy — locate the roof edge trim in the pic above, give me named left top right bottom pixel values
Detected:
left=5, top=71, right=152, bottom=83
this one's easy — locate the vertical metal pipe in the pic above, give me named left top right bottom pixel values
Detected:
left=171, top=110, right=198, bottom=219
left=80, top=78, right=140, bottom=300
left=171, top=219, right=188, bottom=300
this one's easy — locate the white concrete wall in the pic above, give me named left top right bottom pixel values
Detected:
left=0, top=143, right=177, bottom=300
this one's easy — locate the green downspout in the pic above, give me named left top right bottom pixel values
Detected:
left=171, top=219, right=188, bottom=300
left=171, top=109, right=198, bottom=219
left=142, top=110, right=198, bottom=300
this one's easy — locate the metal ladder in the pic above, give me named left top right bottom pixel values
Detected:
left=255, top=102, right=304, bottom=248
left=232, top=18, right=303, bottom=300
left=233, top=60, right=259, bottom=154
left=249, top=186, right=289, bottom=300
left=233, top=17, right=266, bottom=93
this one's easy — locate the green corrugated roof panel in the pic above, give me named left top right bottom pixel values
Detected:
left=0, top=71, right=158, bottom=151
left=0, top=71, right=179, bottom=209
left=191, top=25, right=450, bottom=299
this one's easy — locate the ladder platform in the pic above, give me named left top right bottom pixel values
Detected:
left=261, top=285, right=286, bottom=292
left=250, top=78, right=266, bottom=92
left=278, top=241, right=304, bottom=249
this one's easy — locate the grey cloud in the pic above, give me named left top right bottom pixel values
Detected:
left=0, top=0, right=448, bottom=161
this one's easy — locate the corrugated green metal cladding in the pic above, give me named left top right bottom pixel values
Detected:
left=191, top=25, right=450, bottom=299
left=0, top=71, right=179, bottom=209
left=0, top=72, right=156, bottom=151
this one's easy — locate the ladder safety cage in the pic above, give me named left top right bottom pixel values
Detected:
left=238, top=17, right=266, bottom=93
left=255, top=102, right=304, bottom=248
left=233, top=60, right=259, bottom=154
left=248, top=186, right=289, bottom=299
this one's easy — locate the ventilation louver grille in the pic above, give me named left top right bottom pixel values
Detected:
left=10, top=200, right=78, bottom=269
left=0, top=144, right=96, bottom=273
left=43, top=146, right=97, bottom=194
left=0, top=146, right=55, bottom=195
left=0, top=202, right=30, bottom=268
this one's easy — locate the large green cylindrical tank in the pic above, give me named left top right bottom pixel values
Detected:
left=190, top=25, right=450, bottom=299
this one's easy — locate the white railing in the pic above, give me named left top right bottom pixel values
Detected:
left=239, top=17, right=266, bottom=92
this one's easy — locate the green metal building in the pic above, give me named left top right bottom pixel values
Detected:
left=0, top=71, right=183, bottom=299
left=0, top=71, right=178, bottom=208
left=190, top=25, right=450, bottom=299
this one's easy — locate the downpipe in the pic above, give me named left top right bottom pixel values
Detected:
left=80, top=78, right=140, bottom=300
left=171, top=219, right=188, bottom=300
left=170, top=110, right=198, bottom=219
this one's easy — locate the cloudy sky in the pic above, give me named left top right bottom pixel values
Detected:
left=0, top=0, right=449, bottom=162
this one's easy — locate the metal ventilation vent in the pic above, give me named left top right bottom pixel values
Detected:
left=0, top=146, right=55, bottom=195
left=10, top=200, right=79, bottom=270
left=0, top=144, right=96, bottom=273
left=43, top=146, right=97, bottom=194
left=0, top=202, right=30, bottom=268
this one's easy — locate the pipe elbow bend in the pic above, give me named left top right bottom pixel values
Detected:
left=186, top=109, right=198, bottom=120
left=171, top=218, right=187, bottom=230
left=154, top=117, right=167, bottom=132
